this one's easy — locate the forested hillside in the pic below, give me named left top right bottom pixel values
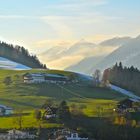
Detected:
left=0, top=41, right=47, bottom=69
left=103, top=62, right=140, bottom=95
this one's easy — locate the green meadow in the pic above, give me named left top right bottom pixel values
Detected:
left=0, top=69, right=125, bottom=129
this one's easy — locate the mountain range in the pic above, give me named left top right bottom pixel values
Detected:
left=66, top=35, right=140, bottom=74
left=90, top=35, right=140, bottom=72
left=1, top=35, right=139, bottom=74
left=40, top=36, right=137, bottom=74
left=39, top=39, right=118, bottom=70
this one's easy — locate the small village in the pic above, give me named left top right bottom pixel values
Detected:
left=0, top=100, right=91, bottom=140
left=0, top=0, right=140, bottom=139
left=0, top=72, right=90, bottom=140
left=114, top=98, right=140, bottom=126
left=0, top=96, right=140, bottom=140
left=0, top=72, right=140, bottom=140
left=0, top=128, right=90, bottom=140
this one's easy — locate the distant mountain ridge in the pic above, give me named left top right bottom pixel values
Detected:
left=99, top=37, right=132, bottom=47
left=65, top=55, right=105, bottom=74
left=65, top=35, right=140, bottom=74
left=0, top=41, right=46, bottom=69
left=39, top=39, right=117, bottom=70
left=39, top=39, right=97, bottom=69
left=91, top=35, right=140, bottom=70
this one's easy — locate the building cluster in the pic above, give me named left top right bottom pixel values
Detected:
left=0, top=129, right=36, bottom=140
left=49, top=129, right=89, bottom=140
left=23, top=73, right=77, bottom=84
left=115, top=98, right=140, bottom=113
left=114, top=98, right=140, bottom=126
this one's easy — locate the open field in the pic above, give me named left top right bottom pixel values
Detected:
left=0, top=82, right=124, bottom=110
left=0, top=111, right=62, bottom=129
left=0, top=98, right=116, bottom=129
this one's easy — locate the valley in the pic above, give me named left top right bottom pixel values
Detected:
left=0, top=0, right=140, bottom=139
left=0, top=52, right=140, bottom=139
left=0, top=68, right=140, bottom=140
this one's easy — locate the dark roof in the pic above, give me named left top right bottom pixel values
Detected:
left=46, top=106, right=58, bottom=114
left=45, top=76, right=68, bottom=81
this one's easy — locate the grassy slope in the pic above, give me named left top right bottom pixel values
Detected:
left=0, top=69, right=75, bottom=108
left=0, top=112, right=62, bottom=129
left=0, top=69, right=125, bottom=129
left=0, top=69, right=124, bottom=109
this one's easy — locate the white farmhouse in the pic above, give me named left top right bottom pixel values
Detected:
left=0, top=104, right=13, bottom=116
left=23, top=73, right=45, bottom=83
left=66, top=133, right=88, bottom=140
left=8, top=129, right=36, bottom=139
left=23, top=73, right=70, bottom=84
left=0, top=129, right=36, bottom=140
left=52, top=129, right=89, bottom=140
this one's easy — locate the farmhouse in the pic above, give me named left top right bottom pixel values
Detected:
left=43, top=106, right=58, bottom=119
left=114, top=98, right=140, bottom=114
left=0, top=104, right=13, bottom=116
left=117, top=98, right=140, bottom=109
left=66, top=133, right=88, bottom=140
left=50, top=129, right=89, bottom=140
left=8, top=129, right=36, bottom=139
left=23, top=73, right=70, bottom=84
left=23, top=73, right=45, bottom=83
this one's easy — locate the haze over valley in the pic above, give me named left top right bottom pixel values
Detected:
left=38, top=35, right=140, bottom=75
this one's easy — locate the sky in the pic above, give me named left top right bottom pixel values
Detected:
left=0, top=0, right=140, bottom=54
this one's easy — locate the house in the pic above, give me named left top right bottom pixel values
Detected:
left=117, top=98, right=140, bottom=109
left=0, top=129, right=36, bottom=140
left=8, top=129, right=36, bottom=139
left=23, top=73, right=70, bottom=84
left=50, top=129, right=89, bottom=140
left=23, top=73, right=45, bottom=83
left=43, top=106, right=58, bottom=119
left=66, top=133, right=88, bottom=140
left=114, top=98, right=140, bottom=114
left=8, top=129, right=27, bottom=134
left=0, top=104, right=13, bottom=116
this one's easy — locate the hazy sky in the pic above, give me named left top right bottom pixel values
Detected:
left=0, top=0, right=140, bottom=53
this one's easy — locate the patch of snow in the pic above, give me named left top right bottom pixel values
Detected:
left=110, top=84, right=140, bottom=100
left=0, top=57, right=31, bottom=70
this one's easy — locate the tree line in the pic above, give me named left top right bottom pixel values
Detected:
left=0, top=41, right=47, bottom=68
left=103, top=62, right=140, bottom=95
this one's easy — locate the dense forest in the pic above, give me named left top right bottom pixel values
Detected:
left=0, top=41, right=47, bottom=69
left=103, top=62, right=140, bottom=95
